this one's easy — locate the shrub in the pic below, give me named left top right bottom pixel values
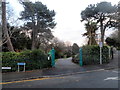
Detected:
left=2, top=49, right=51, bottom=73
left=55, top=51, right=64, bottom=59
left=117, top=47, right=120, bottom=50
left=72, top=45, right=110, bottom=65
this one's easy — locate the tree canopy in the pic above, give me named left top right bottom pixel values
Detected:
left=83, top=21, right=98, bottom=45
left=105, top=30, right=120, bottom=49
left=20, top=1, right=56, bottom=50
left=81, top=1, right=117, bottom=44
left=72, top=43, right=79, bottom=55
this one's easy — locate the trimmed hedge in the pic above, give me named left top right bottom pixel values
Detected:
left=72, top=45, right=110, bottom=65
left=2, top=50, right=51, bottom=72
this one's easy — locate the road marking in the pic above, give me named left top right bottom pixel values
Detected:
left=104, top=77, right=119, bottom=81
left=1, top=68, right=117, bottom=85
left=0, top=77, right=64, bottom=85
left=112, top=71, right=118, bottom=73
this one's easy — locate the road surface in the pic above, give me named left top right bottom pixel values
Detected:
left=2, top=68, right=119, bottom=88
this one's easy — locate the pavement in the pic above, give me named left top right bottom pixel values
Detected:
left=2, top=50, right=119, bottom=82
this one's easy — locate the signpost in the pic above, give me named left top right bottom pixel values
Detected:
left=99, top=42, right=103, bottom=65
left=17, top=63, right=26, bottom=72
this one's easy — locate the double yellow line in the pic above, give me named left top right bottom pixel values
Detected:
left=0, top=77, right=64, bottom=85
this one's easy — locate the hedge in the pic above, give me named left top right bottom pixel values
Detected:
left=72, top=45, right=110, bottom=65
left=1, top=50, right=51, bottom=73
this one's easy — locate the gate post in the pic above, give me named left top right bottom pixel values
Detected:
left=51, top=48, right=55, bottom=67
left=79, top=48, right=83, bottom=66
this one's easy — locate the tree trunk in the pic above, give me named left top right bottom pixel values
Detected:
left=101, top=29, right=105, bottom=45
left=31, top=30, right=36, bottom=50
left=91, top=35, right=97, bottom=45
left=90, top=31, right=92, bottom=45
left=31, top=22, right=36, bottom=50
left=2, top=1, right=14, bottom=52
left=118, top=2, right=120, bottom=42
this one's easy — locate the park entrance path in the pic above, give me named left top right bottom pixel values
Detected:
left=42, top=53, right=118, bottom=76
left=42, top=57, right=81, bottom=75
left=42, top=50, right=119, bottom=76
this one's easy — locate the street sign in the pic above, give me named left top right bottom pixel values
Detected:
left=48, top=56, right=50, bottom=60
left=17, top=63, right=26, bottom=65
left=17, top=63, right=26, bottom=72
left=2, top=67, right=11, bottom=69
left=99, top=42, right=103, bottom=47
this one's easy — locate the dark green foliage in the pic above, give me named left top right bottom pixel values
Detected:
left=2, top=27, right=32, bottom=52
left=11, top=30, right=32, bottom=50
left=20, top=1, right=56, bottom=29
left=54, top=47, right=64, bottom=59
left=83, top=21, right=98, bottom=45
left=72, top=45, right=110, bottom=65
left=81, top=1, right=117, bottom=44
left=105, top=37, right=116, bottom=46
left=72, top=43, right=79, bottom=55
left=81, top=2, right=116, bottom=21
left=64, top=50, right=72, bottom=58
left=20, top=1, right=56, bottom=49
left=2, top=50, right=51, bottom=72
left=105, top=30, right=120, bottom=50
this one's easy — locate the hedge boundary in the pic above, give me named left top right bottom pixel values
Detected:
left=1, top=50, right=51, bottom=73
left=72, top=45, right=110, bottom=65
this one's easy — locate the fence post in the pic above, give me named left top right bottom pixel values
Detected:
left=79, top=48, right=83, bottom=66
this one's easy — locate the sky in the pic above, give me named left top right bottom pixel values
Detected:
left=7, top=0, right=119, bottom=46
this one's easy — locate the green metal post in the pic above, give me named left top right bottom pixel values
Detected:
left=79, top=48, right=83, bottom=66
left=51, top=48, right=55, bottom=67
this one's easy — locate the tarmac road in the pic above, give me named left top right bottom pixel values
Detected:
left=2, top=68, right=119, bottom=88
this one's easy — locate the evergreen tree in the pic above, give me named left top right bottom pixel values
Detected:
left=19, top=1, right=56, bottom=50
left=81, top=2, right=117, bottom=45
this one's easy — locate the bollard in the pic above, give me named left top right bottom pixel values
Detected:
left=79, top=48, right=83, bottom=66
left=51, top=48, right=55, bottom=67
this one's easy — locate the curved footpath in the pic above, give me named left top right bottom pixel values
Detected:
left=2, top=50, right=119, bottom=82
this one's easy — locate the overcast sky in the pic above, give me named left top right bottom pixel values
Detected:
left=8, top=0, right=119, bottom=46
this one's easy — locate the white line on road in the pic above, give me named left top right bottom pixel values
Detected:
left=112, top=71, right=118, bottom=73
left=104, top=77, right=119, bottom=81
